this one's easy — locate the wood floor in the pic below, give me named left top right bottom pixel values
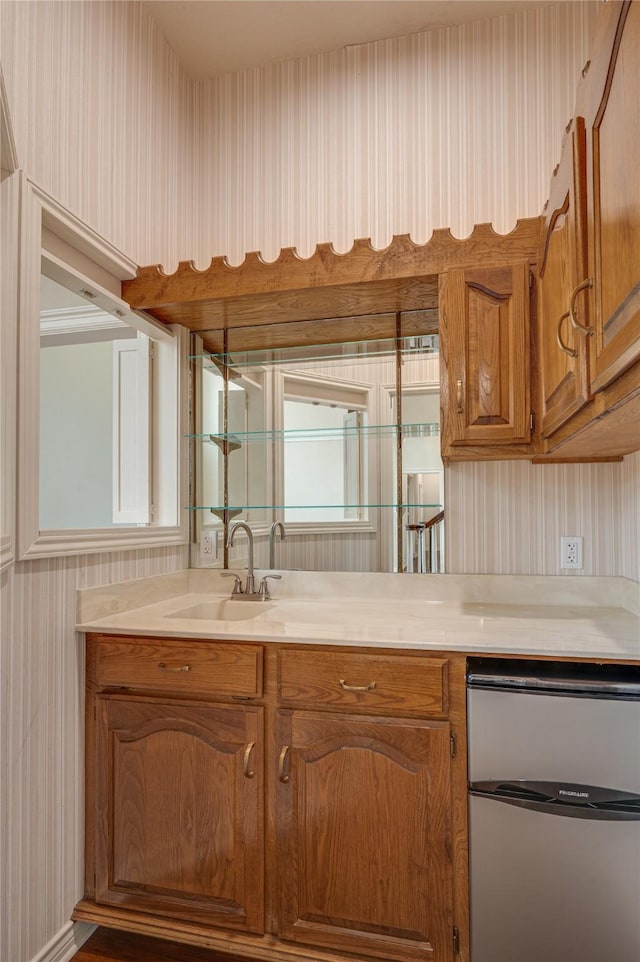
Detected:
left=72, top=928, right=248, bottom=962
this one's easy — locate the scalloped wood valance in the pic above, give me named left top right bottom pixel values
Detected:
left=122, top=217, right=542, bottom=335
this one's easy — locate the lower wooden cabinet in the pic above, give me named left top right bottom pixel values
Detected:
left=276, top=710, right=453, bottom=961
left=93, top=695, right=264, bottom=932
left=76, top=634, right=468, bottom=962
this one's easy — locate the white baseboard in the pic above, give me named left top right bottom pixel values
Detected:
left=31, top=921, right=96, bottom=962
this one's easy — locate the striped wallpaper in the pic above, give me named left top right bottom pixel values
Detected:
left=0, top=2, right=637, bottom=961
left=0, top=0, right=196, bottom=268
left=1, top=0, right=601, bottom=268
left=0, top=545, right=189, bottom=962
left=195, top=1, right=600, bottom=266
left=446, top=456, right=637, bottom=578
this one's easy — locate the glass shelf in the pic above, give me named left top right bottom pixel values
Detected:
left=188, top=333, right=439, bottom=372
left=188, top=503, right=443, bottom=512
left=188, top=422, right=440, bottom=445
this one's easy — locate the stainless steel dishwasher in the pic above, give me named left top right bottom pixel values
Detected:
left=467, top=657, right=640, bottom=962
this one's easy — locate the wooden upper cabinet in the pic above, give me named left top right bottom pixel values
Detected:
left=440, top=262, right=533, bottom=458
left=94, top=696, right=264, bottom=933
left=538, top=117, right=592, bottom=438
left=276, top=710, right=453, bottom=962
left=584, top=0, right=640, bottom=393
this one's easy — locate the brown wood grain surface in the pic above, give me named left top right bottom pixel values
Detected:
left=80, top=637, right=470, bottom=962
left=278, top=649, right=448, bottom=716
left=72, top=927, right=241, bottom=962
left=537, top=116, right=592, bottom=439
left=93, top=696, right=264, bottom=932
left=585, top=0, right=640, bottom=391
left=440, top=262, right=534, bottom=460
left=275, top=709, right=454, bottom=961
left=93, top=635, right=264, bottom=698
left=123, top=220, right=541, bottom=314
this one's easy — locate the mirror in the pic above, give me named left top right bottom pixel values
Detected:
left=191, top=312, right=444, bottom=573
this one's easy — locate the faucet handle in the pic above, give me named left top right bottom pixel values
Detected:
left=221, top=571, right=244, bottom=595
left=258, top=574, right=281, bottom=600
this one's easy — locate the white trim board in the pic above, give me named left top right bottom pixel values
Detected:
left=17, top=176, right=190, bottom=559
left=30, top=921, right=95, bottom=962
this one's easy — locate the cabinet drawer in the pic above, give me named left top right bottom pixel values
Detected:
left=93, top=635, right=263, bottom=698
left=278, top=649, right=447, bottom=716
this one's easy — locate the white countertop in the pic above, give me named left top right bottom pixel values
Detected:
left=77, top=570, right=640, bottom=661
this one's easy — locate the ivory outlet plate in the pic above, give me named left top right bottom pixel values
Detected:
left=200, top=530, right=216, bottom=557
left=560, top=536, right=583, bottom=569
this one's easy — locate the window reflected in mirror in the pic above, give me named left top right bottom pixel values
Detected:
left=282, top=377, right=368, bottom=523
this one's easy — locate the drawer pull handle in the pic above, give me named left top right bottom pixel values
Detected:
left=278, top=745, right=291, bottom=784
left=456, top=379, right=463, bottom=414
left=556, top=311, right=578, bottom=357
left=158, top=663, right=192, bottom=673
left=243, top=741, right=256, bottom=779
left=568, top=278, right=593, bottom=335
left=339, top=679, right=377, bottom=693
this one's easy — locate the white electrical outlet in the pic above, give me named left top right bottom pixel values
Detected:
left=560, top=536, right=583, bottom=569
left=200, top=531, right=215, bottom=557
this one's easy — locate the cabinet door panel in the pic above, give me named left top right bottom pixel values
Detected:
left=95, top=696, right=263, bottom=933
left=276, top=710, right=453, bottom=962
left=538, top=117, right=592, bottom=437
left=441, top=262, right=531, bottom=450
left=587, top=0, right=640, bottom=392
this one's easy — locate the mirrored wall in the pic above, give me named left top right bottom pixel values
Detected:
left=190, top=313, right=444, bottom=573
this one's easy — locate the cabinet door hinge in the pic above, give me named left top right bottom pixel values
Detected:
left=453, top=926, right=460, bottom=955
left=450, top=731, right=457, bottom=758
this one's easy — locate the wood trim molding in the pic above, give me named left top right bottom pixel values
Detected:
left=122, top=218, right=543, bottom=333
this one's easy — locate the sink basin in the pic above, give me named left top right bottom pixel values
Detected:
left=167, top=600, right=273, bottom=622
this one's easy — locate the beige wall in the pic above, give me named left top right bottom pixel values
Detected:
left=1, top=3, right=194, bottom=960
left=447, top=454, right=640, bottom=579
left=1, top=0, right=602, bottom=269
left=0, top=2, right=636, bottom=961
left=0, top=0, right=195, bottom=268
left=195, top=0, right=599, bottom=265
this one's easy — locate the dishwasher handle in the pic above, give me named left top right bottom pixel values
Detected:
left=469, top=780, right=640, bottom=821
left=466, top=658, right=640, bottom=699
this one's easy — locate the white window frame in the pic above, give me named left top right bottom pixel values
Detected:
left=17, top=177, right=189, bottom=558
left=0, top=66, right=19, bottom=571
left=112, top=334, right=152, bottom=525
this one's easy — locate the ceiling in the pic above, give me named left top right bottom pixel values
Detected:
left=143, top=0, right=556, bottom=80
